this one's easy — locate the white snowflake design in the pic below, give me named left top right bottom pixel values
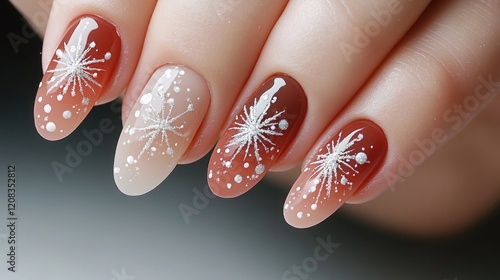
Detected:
left=46, top=33, right=108, bottom=100
left=225, top=97, right=286, bottom=168
left=309, top=128, right=369, bottom=201
left=133, top=91, right=193, bottom=159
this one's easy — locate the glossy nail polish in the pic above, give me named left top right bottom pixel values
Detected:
left=114, top=65, right=210, bottom=195
left=284, top=120, right=387, bottom=228
left=34, top=15, right=121, bottom=140
left=208, top=74, right=307, bottom=198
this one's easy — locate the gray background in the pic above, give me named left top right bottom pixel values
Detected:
left=1, top=2, right=499, bottom=279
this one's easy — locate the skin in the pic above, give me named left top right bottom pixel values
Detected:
left=11, top=0, right=500, bottom=236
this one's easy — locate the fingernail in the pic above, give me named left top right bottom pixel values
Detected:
left=34, top=15, right=121, bottom=141
left=208, top=74, right=307, bottom=198
left=114, top=65, right=210, bottom=195
left=284, top=119, right=387, bottom=228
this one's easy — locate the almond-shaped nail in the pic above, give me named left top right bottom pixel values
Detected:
left=208, top=74, right=307, bottom=198
left=34, top=15, right=121, bottom=141
left=284, top=120, right=387, bottom=228
left=114, top=65, right=210, bottom=195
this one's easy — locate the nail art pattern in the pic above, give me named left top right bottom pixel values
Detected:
left=132, top=78, right=194, bottom=159
left=34, top=15, right=120, bottom=140
left=118, top=68, right=194, bottom=171
left=225, top=79, right=288, bottom=173
left=46, top=33, right=108, bottom=100
left=284, top=120, right=387, bottom=227
left=114, top=66, right=209, bottom=195
left=288, top=128, right=369, bottom=214
left=211, top=78, right=288, bottom=186
left=208, top=75, right=307, bottom=197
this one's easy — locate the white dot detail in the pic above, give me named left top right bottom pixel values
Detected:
left=104, top=52, right=111, bottom=60
left=340, top=176, right=347, bottom=185
left=297, top=212, right=303, bottom=219
left=62, top=110, right=72, bottom=119
left=114, top=167, right=120, bottom=174
left=356, top=152, right=368, bottom=165
left=38, top=97, right=43, bottom=102
left=234, top=175, right=243, bottom=184
left=127, top=156, right=134, bottom=165
left=140, top=93, right=152, bottom=105
left=57, top=94, right=63, bottom=101
left=279, top=119, right=289, bottom=130
left=46, top=122, right=56, bottom=132
left=255, top=164, right=265, bottom=175
left=158, top=85, right=166, bottom=95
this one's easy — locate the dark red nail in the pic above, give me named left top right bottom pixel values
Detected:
left=284, top=119, right=388, bottom=228
left=208, top=74, right=307, bottom=197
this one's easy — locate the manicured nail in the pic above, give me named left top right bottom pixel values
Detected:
left=34, top=15, right=121, bottom=141
left=208, top=74, right=307, bottom=198
left=114, top=65, right=210, bottom=195
left=284, top=119, right=387, bottom=228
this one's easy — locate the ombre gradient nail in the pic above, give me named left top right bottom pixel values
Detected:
left=114, top=65, right=210, bottom=195
left=284, top=120, right=387, bottom=228
left=208, top=74, right=307, bottom=198
left=34, top=15, right=121, bottom=141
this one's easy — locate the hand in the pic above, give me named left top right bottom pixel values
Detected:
left=17, top=0, right=500, bottom=233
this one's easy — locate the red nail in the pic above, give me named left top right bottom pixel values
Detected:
left=208, top=74, right=307, bottom=197
left=34, top=15, right=121, bottom=140
left=284, top=119, right=387, bottom=228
